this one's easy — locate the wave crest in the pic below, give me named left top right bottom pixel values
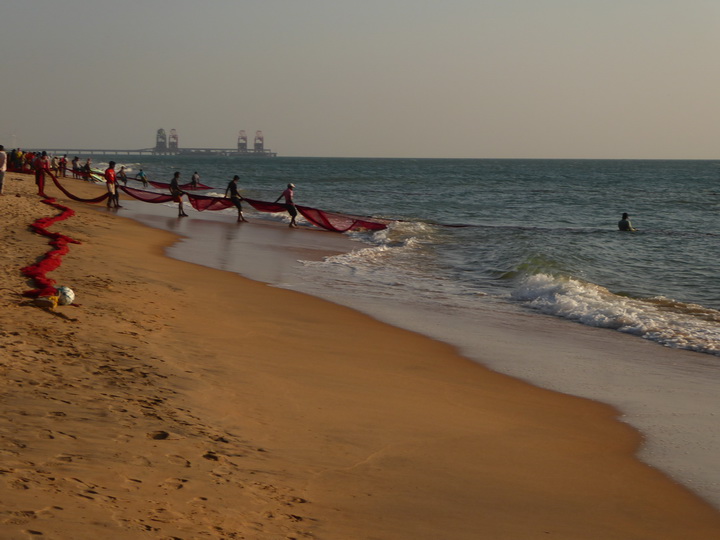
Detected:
left=511, top=274, right=720, bottom=355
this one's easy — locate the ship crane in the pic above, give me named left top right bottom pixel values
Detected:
left=254, top=131, right=264, bottom=152
left=238, top=130, right=248, bottom=152
left=169, top=129, right=179, bottom=150
left=155, top=129, right=167, bottom=152
left=143, top=128, right=275, bottom=156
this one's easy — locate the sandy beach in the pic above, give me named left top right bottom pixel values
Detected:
left=2, top=172, right=720, bottom=539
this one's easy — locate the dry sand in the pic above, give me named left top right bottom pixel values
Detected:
left=1, top=172, right=720, bottom=539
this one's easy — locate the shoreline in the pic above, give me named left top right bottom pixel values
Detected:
left=116, top=179, right=720, bottom=510
left=2, top=172, right=720, bottom=538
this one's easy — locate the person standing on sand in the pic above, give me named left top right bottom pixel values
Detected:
left=190, top=171, right=200, bottom=187
left=224, top=175, right=248, bottom=222
left=71, top=156, right=80, bottom=178
left=618, top=212, right=636, bottom=231
left=34, top=151, right=50, bottom=196
left=83, top=158, right=93, bottom=181
left=0, top=145, right=6, bottom=195
left=274, top=183, right=298, bottom=228
left=170, top=171, right=188, bottom=217
left=59, top=154, right=68, bottom=177
left=104, top=161, right=121, bottom=208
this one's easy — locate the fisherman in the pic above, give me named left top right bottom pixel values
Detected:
left=274, top=183, right=298, bottom=228
left=618, top=212, right=636, bottom=231
left=117, top=165, right=128, bottom=185
left=0, top=145, right=6, bottom=195
left=104, top=160, right=121, bottom=208
left=224, top=175, right=248, bottom=222
left=71, top=156, right=80, bottom=178
left=136, top=168, right=149, bottom=188
left=170, top=171, right=188, bottom=217
left=34, top=151, right=50, bottom=196
left=59, top=154, right=68, bottom=177
left=82, top=158, right=93, bottom=181
left=190, top=171, right=200, bottom=188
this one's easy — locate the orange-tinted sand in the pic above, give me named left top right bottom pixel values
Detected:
left=1, top=173, right=720, bottom=539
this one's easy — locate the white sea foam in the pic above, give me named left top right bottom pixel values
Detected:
left=511, top=273, right=720, bottom=355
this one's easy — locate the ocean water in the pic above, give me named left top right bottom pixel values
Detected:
left=96, top=156, right=720, bottom=506
left=112, top=156, right=720, bottom=355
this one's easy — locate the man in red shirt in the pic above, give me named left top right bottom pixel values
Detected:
left=104, top=161, right=121, bottom=208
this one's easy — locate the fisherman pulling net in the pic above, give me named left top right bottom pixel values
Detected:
left=47, top=172, right=390, bottom=233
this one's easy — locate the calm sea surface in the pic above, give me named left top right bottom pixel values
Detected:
left=111, top=156, right=720, bottom=357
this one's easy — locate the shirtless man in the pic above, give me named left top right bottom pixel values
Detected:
left=225, top=175, right=248, bottom=222
left=117, top=166, right=128, bottom=185
left=170, top=171, right=188, bottom=217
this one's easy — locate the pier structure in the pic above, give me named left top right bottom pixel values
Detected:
left=30, top=129, right=277, bottom=157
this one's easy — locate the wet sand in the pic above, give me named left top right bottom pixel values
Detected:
left=1, top=172, right=720, bottom=539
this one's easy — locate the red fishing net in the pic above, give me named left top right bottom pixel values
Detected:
left=50, top=173, right=110, bottom=203
left=148, top=180, right=214, bottom=191
left=21, top=198, right=81, bottom=298
left=243, top=198, right=289, bottom=213
left=118, top=185, right=175, bottom=203
left=47, top=176, right=390, bottom=232
left=296, top=206, right=389, bottom=232
left=187, top=194, right=235, bottom=211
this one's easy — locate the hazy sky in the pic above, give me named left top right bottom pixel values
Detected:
left=2, top=0, right=720, bottom=158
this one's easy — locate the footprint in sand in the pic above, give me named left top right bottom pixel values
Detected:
left=1, top=510, right=36, bottom=526
left=202, top=451, right=220, bottom=461
left=129, top=455, right=152, bottom=467
left=122, top=477, right=143, bottom=491
left=161, top=477, right=188, bottom=490
left=166, top=455, right=191, bottom=468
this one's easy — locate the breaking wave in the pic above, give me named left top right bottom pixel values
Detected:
left=511, top=273, right=720, bottom=355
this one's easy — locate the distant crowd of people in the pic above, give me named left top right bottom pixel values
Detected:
left=2, top=149, right=99, bottom=196
left=4, top=148, right=98, bottom=183
left=1, top=148, right=152, bottom=197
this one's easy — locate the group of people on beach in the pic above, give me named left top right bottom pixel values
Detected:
left=2, top=146, right=634, bottom=232
left=5, top=149, right=90, bottom=181
left=1, top=148, right=299, bottom=227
